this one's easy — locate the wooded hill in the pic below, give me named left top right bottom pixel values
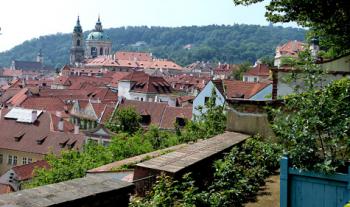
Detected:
left=0, top=24, right=305, bottom=68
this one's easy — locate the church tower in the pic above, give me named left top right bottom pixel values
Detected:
left=85, top=16, right=112, bottom=59
left=70, top=16, right=85, bottom=66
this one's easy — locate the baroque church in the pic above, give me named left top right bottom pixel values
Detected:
left=70, top=16, right=112, bottom=66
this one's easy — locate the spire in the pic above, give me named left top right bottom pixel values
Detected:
left=95, top=15, right=103, bottom=32
left=73, top=16, right=82, bottom=33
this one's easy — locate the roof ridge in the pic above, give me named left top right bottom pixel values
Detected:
left=159, top=104, right=168, bottom=128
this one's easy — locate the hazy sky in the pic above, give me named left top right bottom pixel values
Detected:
left=0, top=0, right=292, bottom=52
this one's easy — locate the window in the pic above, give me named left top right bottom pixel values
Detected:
left=77, top=39, right=80, bottom=46
left=100, top=48, right=103, bottom=55
left=28, top=158, right=32, bottom=164
left=8, top=155, right=12, bottom=165
left=0, top=154, right=3, bottom=164
left=176, top=117, right=186, bottom=127
left=140, top=115, right=151, bottom=125
left=140, top=97, right=144, bottom=101
left=244, top=77, right=248, bottom=82
left=254, top=77, right=258, bottom=82
left=23, top=157, right=27, bottom=165
left=91, top=47, right=97, bottom=58
left=204, top=97, right=210, bottom=104
left=13, top=156, right=17, bottom=165
left=102, top=140, right=110, bottom=147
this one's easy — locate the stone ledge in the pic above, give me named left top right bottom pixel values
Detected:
left=0, top=175, right=134, bottom=207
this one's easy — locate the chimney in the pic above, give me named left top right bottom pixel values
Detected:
left=58, top=118, right=64, bottom=131
left=272, top=69, right=278, bottom=100
left=31, top=110, right=37, bottom=123
left=74, top=125, right=80, bottom=134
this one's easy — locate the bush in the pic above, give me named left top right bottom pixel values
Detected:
left=272, top=78, right=350, bottom=174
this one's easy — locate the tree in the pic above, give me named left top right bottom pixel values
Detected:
left=272, top=78, right=350, bottom=174
left=181, top=88, right=227, bottom=142
left=232, top=0, right=350, bottom=55
left=106, top=107, right=141, bottom=134
left=232, top=61, right=251, bottom=80
left=27, top=141, right=113, bottom=188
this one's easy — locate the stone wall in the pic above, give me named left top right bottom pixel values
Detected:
left=0, top=175, right=134, bottom=207
left=226, top=99, right=279, bottom=138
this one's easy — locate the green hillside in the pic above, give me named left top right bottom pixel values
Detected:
left=0, top=24, right=306, bottom=68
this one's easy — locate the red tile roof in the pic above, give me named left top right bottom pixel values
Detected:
left=160, top=106, right=192, bottom=129
left=39, top=89, right=89, bottom=101
left=244, top=64, right=270, bottom=77
left=20, top=97, right=67, bottom=112
left=2, top=69, right=22, bottom=77
left=277, top=40, right=305, bottom=57
left=50, top=113, right=75, bottom=132
left=6, top=88, right=28, bottom=106
left=224, top=80, right=271, bottom=99
left=121, top=71, right=173, bottom=94
left=53, top=76, right=71, bottom=86
left=150, top=59, right=183, bottom=70
left=118, top=100, right=192, bottom=129
left=100, top=105, right=115, bottom=124
left=115, top=52, right=153, bottom=61
left=109, top=72, right=131, bottom=88
left=0, top=109, right=84, bottom=155
left=119, top=100, right=168, bottom=127
left=12, top=160, right=50, bottom=181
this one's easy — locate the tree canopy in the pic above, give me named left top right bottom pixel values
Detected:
left=233, top=0, right=350, bottom=55
left=0, top=25, right=305, bottom=68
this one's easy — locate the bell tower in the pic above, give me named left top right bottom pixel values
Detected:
left=70, top=16, right=85, bottom=66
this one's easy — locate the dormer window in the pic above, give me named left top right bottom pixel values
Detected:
left=67, top=140, right=77, bottom=149
left=176, top=117, right=186, bottom=127
left=14, top=132, right=25, bottom=142
left=141, top=115, right=151, bottom=125
left=59, top=139, right=69, bottom=148
left=36, top=136, right=47, bottom=145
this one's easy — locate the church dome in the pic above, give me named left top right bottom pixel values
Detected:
left=86, top=31, right=109, bottom=41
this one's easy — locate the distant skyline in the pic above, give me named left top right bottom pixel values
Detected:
left=0, top=0, right=298, bottom=52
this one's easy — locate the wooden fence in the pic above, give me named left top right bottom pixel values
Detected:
left=280, top=156, right=350, bottom=207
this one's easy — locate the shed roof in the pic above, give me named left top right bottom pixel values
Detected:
left=136, top=132, right=248, bottom=173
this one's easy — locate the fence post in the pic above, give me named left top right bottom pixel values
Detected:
left=280, top=156, right=289, bottom=207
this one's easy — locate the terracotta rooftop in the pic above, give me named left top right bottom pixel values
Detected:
left=224, top=80, right=271, bottom=99
left=0, top=109, right=84, bottom=155
left=160, top=106, right=192, bottom=129
left=150, top=59, right=183, bottom=70
left=121, top=71, right=173, bottom=94
left=6, top=88, right=28, bottom=106
left=118, top=100, right=192, bottom=129
left=115, top=51, right=153, bottom=62
left=277, top=40, right=305, bottom=56
left=136, top=132, right=248, bottom=173
left=119, top=100, right=167, bottom=127
left=12, top=160, right=50, bottom=181
left=244, top=63, right=270, bottom=77
left=20, top=97, right=67, bottom=112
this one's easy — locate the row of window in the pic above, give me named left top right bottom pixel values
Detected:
left=0, top=154, right=32, bottom=166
